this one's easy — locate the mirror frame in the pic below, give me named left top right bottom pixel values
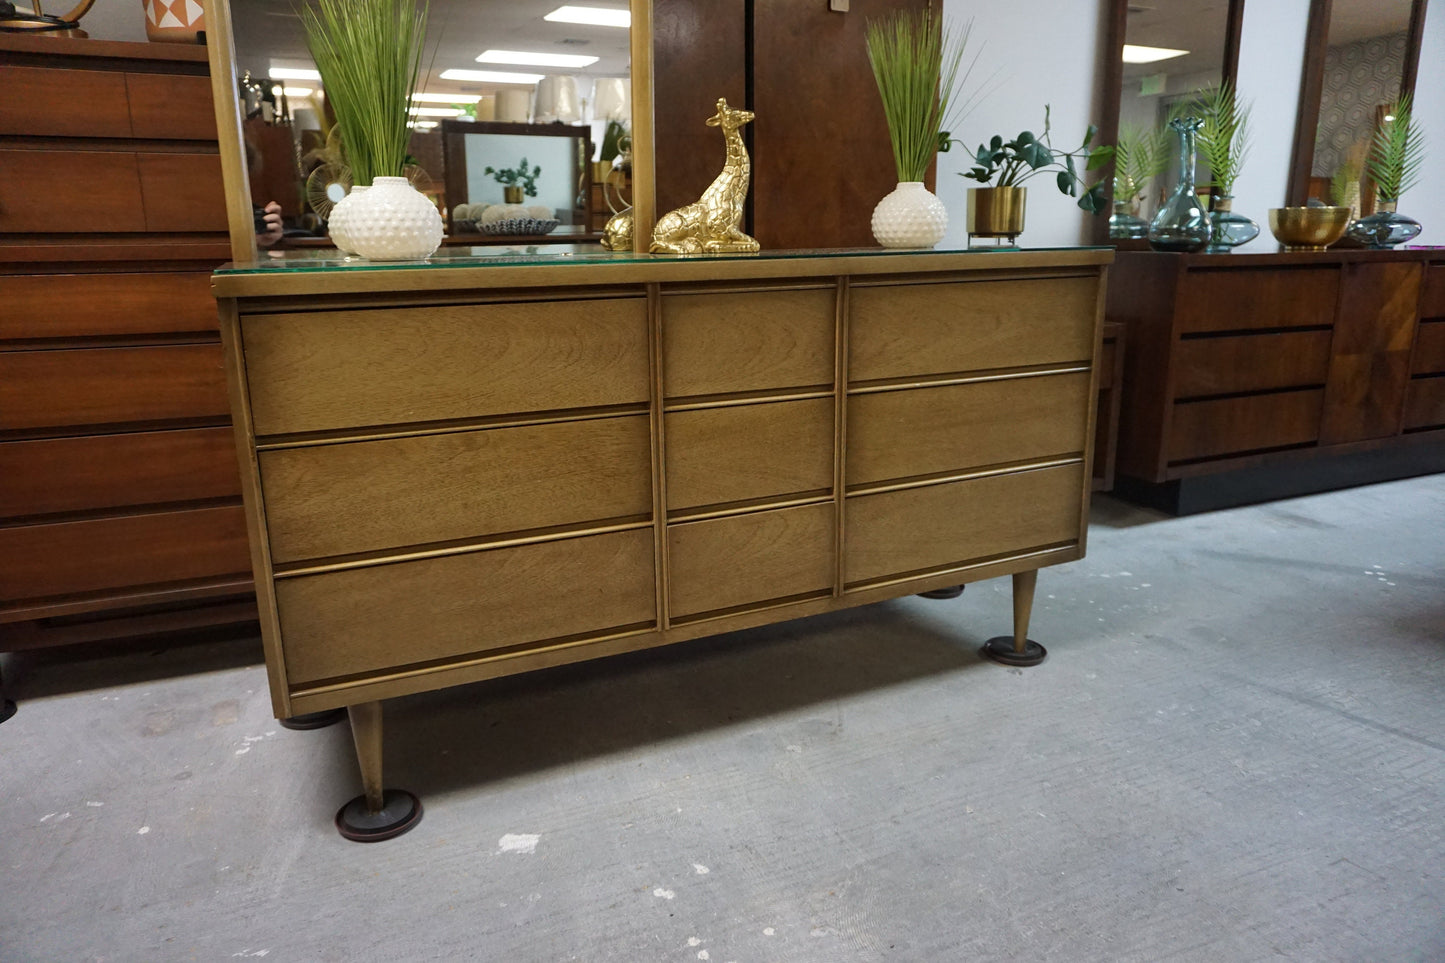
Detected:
left=1094, top=0, right=1247, bottom=245
left=203, top=0, right=656, bottom=259
left=1285, top=0, right=1429, bottom=207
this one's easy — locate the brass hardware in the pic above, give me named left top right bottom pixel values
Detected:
left=650, top=98, right=760, bottom=254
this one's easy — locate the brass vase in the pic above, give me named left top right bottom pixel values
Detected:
left=967, top=186, right=1027, bottom=247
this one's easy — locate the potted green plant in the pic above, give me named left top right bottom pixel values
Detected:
left=959, top=106, right=1111, bottom=245
left=1109, top=123, right=1168, bottom=239
left=1196, top=82, right=1257, bottom=251
left=485, top=158, right=542, bottom=204
left=1346, top=93, right=1425, bottom=248
left=301, top=0, right=441, bottom=259
left=864, top=9, right=987, bottom=248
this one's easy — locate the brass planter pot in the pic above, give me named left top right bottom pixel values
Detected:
left=967, top=186, right=1027, bottom=246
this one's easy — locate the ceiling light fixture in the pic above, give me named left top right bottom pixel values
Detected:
left=409, top=106, right=465, bottom=117
left=1121, top=44, right=1189, bottom=64
left=439, top=68, right=546, bottom=85
left=412, top=92, right=483, bottom=104
left=283, top=87, right=315, bottom=98
left=477, top=49, right=599, bottom=68
left=544, top=5, right=630, bottom=28
left=268, top=66, right=321, bottom=80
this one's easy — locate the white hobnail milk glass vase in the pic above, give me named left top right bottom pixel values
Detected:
left=346, top=176, right=444, bottom=260
left=870, top=181, right=948, bottom=249
left=327, top=185, right=365, bottom=255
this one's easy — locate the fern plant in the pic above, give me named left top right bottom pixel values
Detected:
left=1366, top=94, right=1425, bottom=202
left=1197, top=82, right=1251, bottom=198
left=1112, top=123, right=1169, bottom=207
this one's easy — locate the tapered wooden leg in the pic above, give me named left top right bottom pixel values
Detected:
left=981, top=569, right=1048, bottom=666
left=334, top=701, right=423, bottom=842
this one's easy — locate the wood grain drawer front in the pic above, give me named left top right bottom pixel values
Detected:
left=662, top=288, right=835, bottom=396
left=1168, top=390, right=1324, bottom=463
left=665, top=399, right=833, bottom=511
left=0, top=273, right=217, bottom=340
left=668, top=503, right=834, bottom=618
left=1174, top=331, right=1333, bottom=398
left=0, top=344, right=228, bottom=431
left=0, top=150, right=144, bottom=233
left=276, top=528, right=655, bottom=684
left=1412, top=321, right=1445, bottom=375
left=849, top=276, right=1097, bottom=381
left=1403, top=378, right=1445, bottom=431
left=126, top=73, right=217, bottom=140
left=243, top=299, right=649, bottom=435
left=847, top=373, right=1090, bottom=486
left=1178, top=268, right=1339, bottom=333
left=1421, top=265, right=1445, bottom=318
left=0, top=505, right=249, bottom=603
left=0, top=65, right=132, bottom=137
left=844, top=463, right=1083, bottom=586
left=261, top=416, right=652, bottom=563
left=137, top=153, right=228, bottom=232
left=0, top=428, right=239, bottom=519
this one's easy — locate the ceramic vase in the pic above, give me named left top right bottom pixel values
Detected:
left=142, top=0, right=205, bottom=43
left=327, top=185, right=364, bottom=256
left=1148, top=117, right=1211, bottom=253
left=1343, top=200, right=1422, bottom=249
left=346, top=176, right=444, bottom=261
left=871, top=181, right=948, bottom=249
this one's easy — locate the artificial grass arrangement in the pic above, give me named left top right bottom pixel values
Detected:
left=865, top=9, right=985, bottom=183
left=301, top=0, right=429, bottom=186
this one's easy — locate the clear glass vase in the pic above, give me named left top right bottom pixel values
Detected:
left=1205, top=194, right=1260, bottom=252
left=1109, top=199, right=1149, bottom=240
left=1148, top=118, right=1212, bottom=253
left=1344, top=201, right=1423, bottom=249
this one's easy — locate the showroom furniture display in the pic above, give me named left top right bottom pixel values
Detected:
left=1108, top=249, right=1445, bottom=513
left=213, top=246, right=1111, bottom=838
left=0, top=35, right=254, bottom=653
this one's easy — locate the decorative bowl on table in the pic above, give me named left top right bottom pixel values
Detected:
left=1267, top=206, right=1351, bottom=252
left=478, top=217, right=561, bottom=236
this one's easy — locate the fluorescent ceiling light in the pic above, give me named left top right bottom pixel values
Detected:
left=412, top=92, right=483, bottom=104
left=410, top=106, right=465, bottom=117
left=544, top=5, right=630, bottom=28
left=439, top=68, right=546, bottom=84
left=269, top=66, right=321, bottom=80
left=408, top=120, right=439, bottom=129
left=477, top=49, right=599, bottom=68
left=283, top=87, right=315, bottom=98
left=1122, top=44, right=1189, bottom=64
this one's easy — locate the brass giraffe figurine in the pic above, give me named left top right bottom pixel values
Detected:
left=650, top=98, right=760, bottom=254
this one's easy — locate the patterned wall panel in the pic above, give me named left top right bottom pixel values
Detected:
left=1313, top=32, right=1406, bottom=178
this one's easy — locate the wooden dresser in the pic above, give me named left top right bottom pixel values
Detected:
left=213, top=246, right=1111, bottom=837
left=1108, top=249, right=1445, bottom=513
left=0, top=36, right=253, bottom=652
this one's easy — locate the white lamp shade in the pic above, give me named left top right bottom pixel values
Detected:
left=534, top=76, right=582, bottom=124
left=496, top=88, right=532, bottom=123
left=592, top=77, right=629, bottom=122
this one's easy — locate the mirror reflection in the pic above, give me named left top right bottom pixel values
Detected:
left=1305, top=0, right=1415, bottom=212
left=441, top=120, right=591, bottom=237
left=225, top=0, right=631, bottom=254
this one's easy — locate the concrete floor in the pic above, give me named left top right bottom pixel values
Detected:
left=2, top=477, right=1443, bottom=962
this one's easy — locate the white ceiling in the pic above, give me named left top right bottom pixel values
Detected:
left=230, top=0, right=632, bottom=99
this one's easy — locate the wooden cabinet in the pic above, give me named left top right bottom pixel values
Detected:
left=1108, top=249, right=1445, bottom=513
left=0, top=36, right=249, bottom=651
left=214, top=248, right=1109, bottom=832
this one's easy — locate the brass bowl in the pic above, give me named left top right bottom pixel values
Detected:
left=1268, top=206, right=1351, bottom=252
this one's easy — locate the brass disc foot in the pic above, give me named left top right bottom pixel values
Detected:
left=918, top=585, right=964, bottom=599
left=981, top=637, right=1047, bottom=667
left=335, top=789, right=422, bottom=842
left=279, top=709, right=348, bottom=730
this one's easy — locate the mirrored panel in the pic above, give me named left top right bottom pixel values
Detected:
left=440, top=120, right=591, bottom=238
left=223, top=0, right=630, bottom=255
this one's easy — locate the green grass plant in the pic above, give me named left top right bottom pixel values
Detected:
left=1366, top=94, right=1424, bottom=202
left=1197, top=82, right=1251, bottom=197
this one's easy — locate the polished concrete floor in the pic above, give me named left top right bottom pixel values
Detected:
left=2, top=478, right=1443, bottom=962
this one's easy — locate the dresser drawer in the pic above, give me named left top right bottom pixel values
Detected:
left=844, top=463, right=1083, bottom=586
left=1412, top=321, right=1445, bottom=375
left=1168, top=390, right=1323, bottom=462
left=243, top=298, right=649, bottom=435
left=137, top=152, right=228, bottom=232
left=0, top=344, right=228, bottom=430
left=849, top=276, right=1097, bottom=381
left=0, top=150, right=144, bottom=233
left=0, top=273, right=217, bottom=340
left=260, top=415, right=652, bottom=563
left=847, top=372, right=1089, bottom=486
left=668, top=502, right=833, bottom=618
left=1420, top=265, right=1445, bottom=319
left=662, top=287, right=835, bottom=397
left=1174, top=331, right=1333, bottom=398
left=1178, top=267, right=1339, bottom=333
left=1403, top=378, right=1445, bottom=431
left=665, top=398, right=833, bottom=511
left=0, top=505, right=250, bottom=602
left=275, top=528, right=656, bottom=684
left=126, top=73, right=217, bottom=140
left=0, top=65, right=132, bottom=137
left=0, top=428, right=239, bottom=519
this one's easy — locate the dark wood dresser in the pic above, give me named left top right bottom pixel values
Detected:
left=0, top=35, right=254, bottom=652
